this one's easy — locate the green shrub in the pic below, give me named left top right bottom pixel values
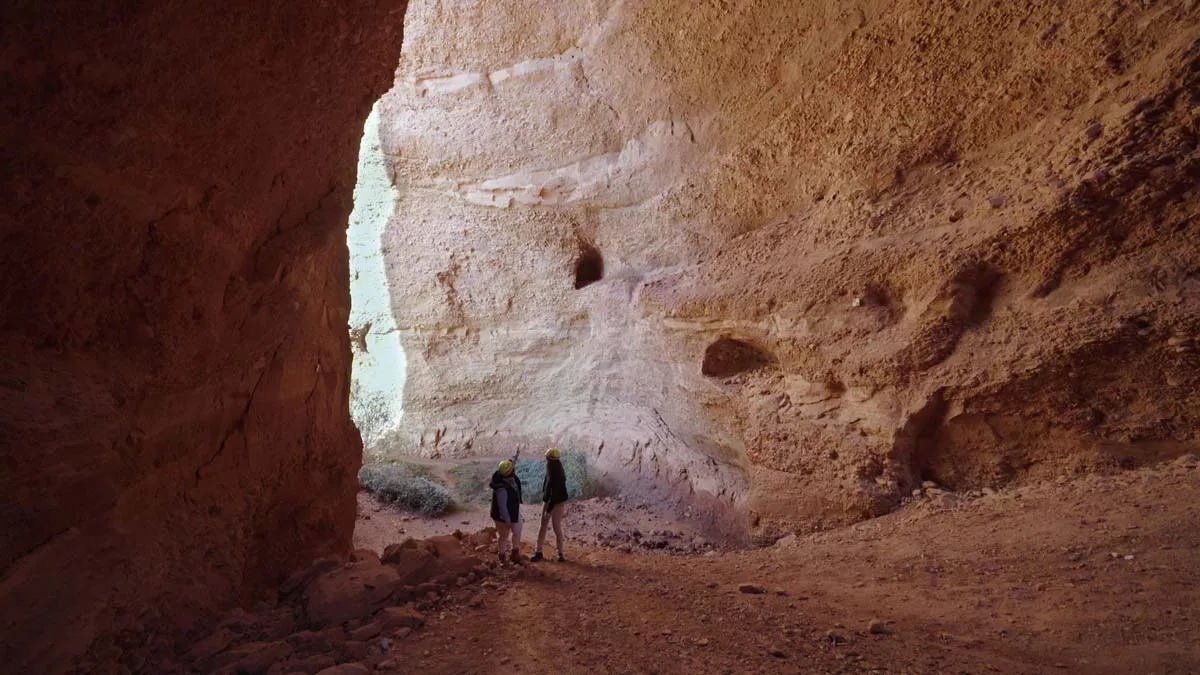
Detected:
left=349, top=380, right=392, bottom=451
left=358, top=462, right=451, bottom=516
left=513, top=450, right=596, bottom=504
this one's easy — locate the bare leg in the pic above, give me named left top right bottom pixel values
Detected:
left=511, top=520, right=523, bottom=557
left=494, top=521, right=512, bottom=559
left=536, top=506, right=552, bottom=553
left=551, top=503, right=566, bottom=555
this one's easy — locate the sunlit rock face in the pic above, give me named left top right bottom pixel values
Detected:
left=378, top=0, right=1199, bottom=537
left=349, top=104, right=408, bottom=454
left=0, top=2, right=404, bottom=671
left=374, top=2, right=757, bottom=528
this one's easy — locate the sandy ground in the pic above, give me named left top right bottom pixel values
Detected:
left=355, top=456, right=1200, bottom=674
left=354, top=491, right=719, bottom=557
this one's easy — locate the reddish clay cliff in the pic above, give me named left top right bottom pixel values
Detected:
left=0, top=2, right=405, bottom=671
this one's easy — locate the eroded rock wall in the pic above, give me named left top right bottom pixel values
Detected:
left=0, top=2, right=404, bottom=671
left=379, top=0, right=1199, bottom=536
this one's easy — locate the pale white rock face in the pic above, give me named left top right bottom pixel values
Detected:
left=375, top=0, right=754, bottom=521
left=369, top=0, right=1200, bottom=536
left=349, top=103, right=407, bottom=455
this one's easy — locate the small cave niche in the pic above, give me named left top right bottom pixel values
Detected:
left=701, top=338, right=775, bottom=378
left=573, top=243, right=604, bottom=289
left=904, top=391, right=951, bottom=485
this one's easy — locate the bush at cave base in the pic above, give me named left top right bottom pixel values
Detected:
left=359, top=463, right=452, bottom=516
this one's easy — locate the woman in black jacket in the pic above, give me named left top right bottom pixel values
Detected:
left=489, top=454, right=523, bottom=564
left=531, top=448, right=570, bottom=562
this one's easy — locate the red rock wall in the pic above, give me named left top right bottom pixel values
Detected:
left=0, top=2, right=405, bottom=671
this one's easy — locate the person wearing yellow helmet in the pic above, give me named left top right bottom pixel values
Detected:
left=489, top=450, right=524, bottom=564
left=531, top=447, right=570, bottom=562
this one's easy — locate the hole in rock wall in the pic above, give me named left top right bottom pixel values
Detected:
left=347, top=100, right=407, bottom=458
left=701, top=338, right=775, bottom=378
left=573, top=242, right=605, bottom=289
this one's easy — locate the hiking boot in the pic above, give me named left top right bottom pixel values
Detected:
left=556, top=552, right=566, bottom=562
left=497, top=552, right=507, bottom=565
left=510, top=551, right=522, bottom=564
left=530, top=551, right=545, bottom=562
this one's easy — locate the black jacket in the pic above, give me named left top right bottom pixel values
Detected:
left=542, top=459, right=569, bottom=508
left=489, top=471, right=522, bottom=522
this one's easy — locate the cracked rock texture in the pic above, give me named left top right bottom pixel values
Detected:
left=0, top=2, right=405, bottom=672
left=379, top=0, right=1200, bottom=536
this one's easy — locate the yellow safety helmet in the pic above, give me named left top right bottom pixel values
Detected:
left=498, top=459, right=515, bottom=476
left=545, top=447, right=561, bottom=460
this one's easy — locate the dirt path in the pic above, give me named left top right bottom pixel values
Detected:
left=361, top=457, right=1200, bottom=674
left=401, top=549, right=1068, bottom=675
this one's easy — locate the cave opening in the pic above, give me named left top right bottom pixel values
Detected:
left=701, top=338, right=775, bottom=378
left=8, top=0, right=1200, bottom=671
left=573, top=242, right=605, bottom=289
left=347, top=101, right=407, bottom=460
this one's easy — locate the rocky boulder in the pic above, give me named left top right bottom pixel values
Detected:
left=304, top=560, right=403, bottom=627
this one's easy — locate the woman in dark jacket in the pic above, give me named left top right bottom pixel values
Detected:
left=489, top=454, right=523, bottom=564
left=531, top=447, right=570, bottom=562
